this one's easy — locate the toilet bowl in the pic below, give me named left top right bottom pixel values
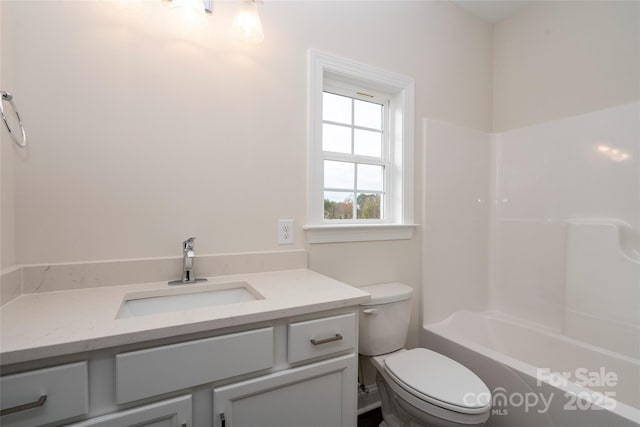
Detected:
left=359, top=283, right=491, bottom=427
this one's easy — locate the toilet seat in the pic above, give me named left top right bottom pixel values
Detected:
left=384, top=348, right=491, bottom=415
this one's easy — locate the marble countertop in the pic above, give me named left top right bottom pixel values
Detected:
left=0, top=269, right=370, bottom=365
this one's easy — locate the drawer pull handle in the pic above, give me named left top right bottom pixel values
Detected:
left=310, top=333, right=343, bottom=345
left=1, top=395, right=47, bottom=416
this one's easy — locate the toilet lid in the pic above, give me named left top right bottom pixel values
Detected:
left=360, top=282, right=413, bottom=306
left=384, top=348, right=491, bottom=413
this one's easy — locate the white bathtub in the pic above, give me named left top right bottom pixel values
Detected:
left=422, top=311, right=640, bottom=427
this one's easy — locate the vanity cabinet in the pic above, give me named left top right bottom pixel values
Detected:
left=0, top=308, right=358, bottom=427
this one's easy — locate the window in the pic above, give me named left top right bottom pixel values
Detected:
left=322, top=87, right=387, bottom=221
left=305, top=50, right=416, bottom=243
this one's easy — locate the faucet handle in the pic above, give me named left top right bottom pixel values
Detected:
left=183, top=237, right=196, bottom=251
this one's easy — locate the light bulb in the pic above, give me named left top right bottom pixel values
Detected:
left=231, top=1, right=264, bottom=44
left=172, top=0, right=206, bottom=22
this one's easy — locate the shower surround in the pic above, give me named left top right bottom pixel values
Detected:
left=422, top=102, right=640, bottom=426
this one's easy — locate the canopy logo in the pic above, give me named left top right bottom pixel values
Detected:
left=463, top=388, right=554, bottom=415
left=464, top=371, right=619, bottom=417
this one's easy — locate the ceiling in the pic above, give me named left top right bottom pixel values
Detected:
left=451, top=1, right=533, bottom=24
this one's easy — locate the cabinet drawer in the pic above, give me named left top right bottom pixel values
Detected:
left=68, top=395, right=191, bottom=427
left=116, top=327, right=274, bottom=403
left=288, top=313, right=356, bottom=364
left=0, top=361, right=88, bottom=427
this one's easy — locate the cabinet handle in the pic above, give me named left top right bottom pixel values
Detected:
left=310, top=333, right=343, bottom=345
left=1, top=395, right=47, bottom=416
left=220, top=412, right=226, bottom=427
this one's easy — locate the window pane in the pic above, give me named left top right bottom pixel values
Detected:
left=354, top=99, right=382, bottom=130
left=356, top=193, right=382, bottom=219
left=357, top=164, right=384, bottom=192
left=324, top=160, right=354, bottom=190
left=324, top=191, right=354, bottom=220
left=354, top=129, right=382, bottom=158
left=322, top=124, right=351, bottom=154
left=323, top=92, right=352, bottom=125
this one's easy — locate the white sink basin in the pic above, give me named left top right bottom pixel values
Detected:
left=117, top=281, right=263, bottom=319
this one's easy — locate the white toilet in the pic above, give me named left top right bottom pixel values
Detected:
left=359, top=283, right=492, bottom=427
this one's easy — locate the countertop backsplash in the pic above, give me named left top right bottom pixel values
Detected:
left=0, top=249, right=308, bottom=305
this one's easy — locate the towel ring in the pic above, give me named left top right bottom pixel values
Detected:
left=1, top=91, right=27, bottom=148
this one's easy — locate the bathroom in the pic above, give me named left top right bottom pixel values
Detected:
left=0, top=0, right=638, bottom=426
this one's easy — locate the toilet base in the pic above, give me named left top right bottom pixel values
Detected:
left=371, top=353, right=490, bottom=427
left=378, top=372, right=453, bottom=427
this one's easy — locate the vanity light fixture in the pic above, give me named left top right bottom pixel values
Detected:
left=170, top=0, right=264, bottom=43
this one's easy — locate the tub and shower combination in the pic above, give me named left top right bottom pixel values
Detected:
left=423, top=221, right=640, bottom=427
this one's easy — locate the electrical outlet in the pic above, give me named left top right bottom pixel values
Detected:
left=278, top=219, right=294, bottom=244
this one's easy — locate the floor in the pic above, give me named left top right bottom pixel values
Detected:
left=357, top=407, right=383, bottom=427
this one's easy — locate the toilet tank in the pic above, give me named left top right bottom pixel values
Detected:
left=358, top=282, right=414, bottom=356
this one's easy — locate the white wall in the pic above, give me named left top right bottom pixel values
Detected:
left=0, top=1, right=15, bottom=269
left=493, top=0, right=640, bottom=132
left=4, top=0, right=492, bottom=266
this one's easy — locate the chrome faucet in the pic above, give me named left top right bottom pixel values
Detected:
left=169, top=237, right=208, bottom=285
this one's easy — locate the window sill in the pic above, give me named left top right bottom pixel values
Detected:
left=303, top=223, right=418, bottom=244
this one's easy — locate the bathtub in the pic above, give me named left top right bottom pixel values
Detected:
left=422, top=311, right=640, bottom=427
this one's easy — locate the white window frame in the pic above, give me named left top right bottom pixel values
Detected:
left=305, top=50, right=416, bottom=244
